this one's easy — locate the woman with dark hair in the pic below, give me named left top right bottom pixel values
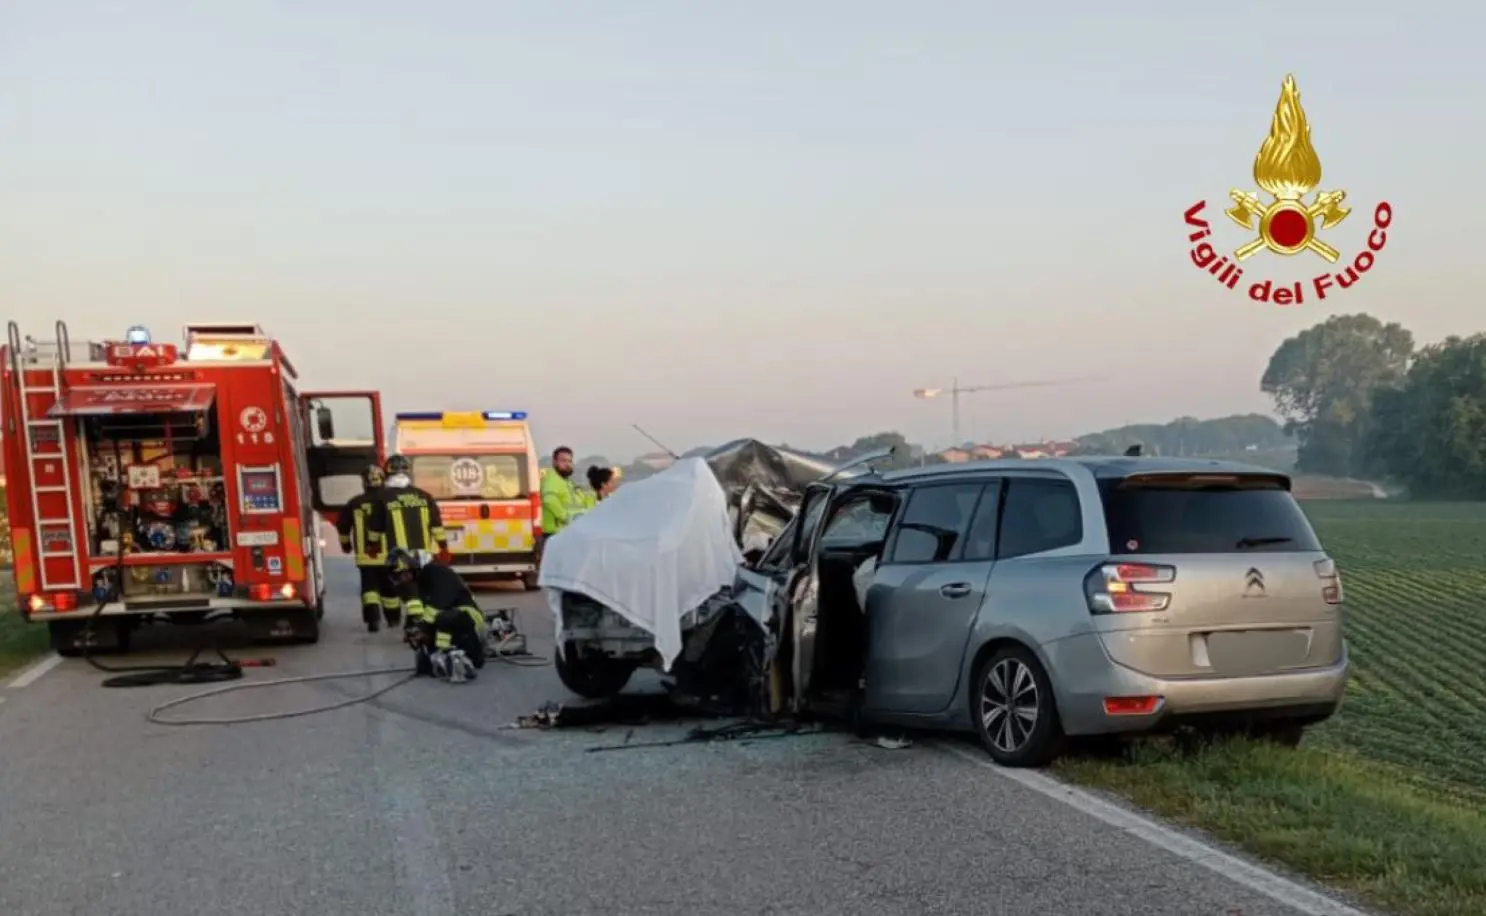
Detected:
left=585, top=466, right=620, bottom=505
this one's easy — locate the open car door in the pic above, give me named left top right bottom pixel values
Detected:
left=791, top=483, right=901, bottom=714
left=300, top=390, right=386, bottom=524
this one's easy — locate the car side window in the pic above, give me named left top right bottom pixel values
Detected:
left=888, top=482, right=983, bottom=564
left=997, top=477, right=1083, bottom=560
left=791, top=489, right=831, bottom=563
left=820, top=496, right=894, bottom=547
left=756, top=517, right=796, bottom=570
left=961, top=480, right=1003, bottom=561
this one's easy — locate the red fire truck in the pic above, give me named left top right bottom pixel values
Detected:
left=1, top=320, right=385, bottom=655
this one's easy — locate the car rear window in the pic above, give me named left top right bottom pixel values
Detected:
left=1099, top=474, right=1322, bottom=554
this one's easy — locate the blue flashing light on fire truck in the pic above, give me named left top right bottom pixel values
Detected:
left=1, top=319, right=387, bottom=655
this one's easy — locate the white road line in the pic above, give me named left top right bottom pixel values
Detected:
left=941, top=744, right=1376, bottom=916
left=5, top=652, right=64, bottom=689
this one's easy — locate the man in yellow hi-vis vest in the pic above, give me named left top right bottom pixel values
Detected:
left=539, top=446, right=589, bottom=541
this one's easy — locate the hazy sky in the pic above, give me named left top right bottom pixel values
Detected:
left=4, top=2, right=1482, bottom=459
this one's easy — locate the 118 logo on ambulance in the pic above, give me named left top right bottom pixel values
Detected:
left=450, top=458, right=484, bottom=492
left=1183, top=74, right=1393, bottom=306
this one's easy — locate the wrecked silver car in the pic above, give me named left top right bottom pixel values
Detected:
left=538, top=441, right=882, bottom=710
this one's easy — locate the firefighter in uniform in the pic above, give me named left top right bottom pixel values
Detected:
left=386, top=548, right=487, bottom=681
left=336, top=464, right=395, bottom=632
left=378, top=453, right=450, bottom=623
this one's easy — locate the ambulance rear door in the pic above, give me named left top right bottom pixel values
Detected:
left=300, top=390, right=386, bottom=525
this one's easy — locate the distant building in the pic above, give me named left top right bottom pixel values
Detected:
left=935, top=440, right=1075, bottom=463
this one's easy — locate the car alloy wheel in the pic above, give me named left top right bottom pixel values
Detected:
left=981, top=658, right=1039, bottom=755
left=972, top=645, right=1063, bottom=767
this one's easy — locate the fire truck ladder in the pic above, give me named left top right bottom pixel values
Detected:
left=6, top=320, right=82, bottom=591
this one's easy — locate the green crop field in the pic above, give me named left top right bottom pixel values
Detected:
left=1303, top=500, right=1486, bottom=801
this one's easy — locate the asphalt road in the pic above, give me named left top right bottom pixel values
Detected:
left=0, top=559, right=1344, bottom=916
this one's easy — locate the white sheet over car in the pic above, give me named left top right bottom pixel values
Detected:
left=538, top=457, right=744, bottom=670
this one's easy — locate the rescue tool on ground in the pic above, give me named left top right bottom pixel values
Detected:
left=1, top=320, right=387, bottom=655
left=391, top=410, right=542, bottom=589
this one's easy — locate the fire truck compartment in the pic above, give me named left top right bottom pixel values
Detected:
left=74, top=392, right=238, bottom=603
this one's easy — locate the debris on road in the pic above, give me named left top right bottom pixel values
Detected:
left=513, top=694, right=703, bottom=730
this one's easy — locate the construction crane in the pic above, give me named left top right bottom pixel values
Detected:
left=912, top=376, right=1105, bottom=451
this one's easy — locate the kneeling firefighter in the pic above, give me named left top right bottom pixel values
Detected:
left=386, top=548, right=488, bottom=682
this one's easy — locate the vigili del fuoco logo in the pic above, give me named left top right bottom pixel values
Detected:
left=1183, top=75, right=1393, bottom=307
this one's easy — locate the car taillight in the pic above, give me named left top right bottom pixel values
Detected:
left=26, top=594, right=46, bottom=613
left=1314, top=557, right=1343, bottom=605
left=530, top=492, right=543, bottom=538
left=280, top=582, right=297, bottom=600
left=249, top=583, right=273, bottom=601
left=52, top=592, right=77, bottom=612
left=1084, top=562, right=1176, bottom=614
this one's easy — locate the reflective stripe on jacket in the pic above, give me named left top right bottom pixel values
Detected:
left=337, top=491, right=385, bottom=566
left=381, top=484, right=446, bottom=551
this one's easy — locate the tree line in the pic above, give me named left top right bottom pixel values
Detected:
left=1261, top=313, right=1486, bottom=499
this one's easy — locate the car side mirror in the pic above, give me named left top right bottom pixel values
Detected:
left=315, top=405, right=335, bottom=440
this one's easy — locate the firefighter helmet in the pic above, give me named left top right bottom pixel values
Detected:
left=363, top=464, right=385, bottom=488
left=385, top=453, right=411, bottom=476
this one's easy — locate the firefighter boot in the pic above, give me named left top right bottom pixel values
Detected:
left=413, top=645, right=434, bottom=677
left=446, top=649, right=476, bottom=684
left=384, top=605, right=402, bottom=628
left=429, top=649, right=451, bottom=680
left=362, top=603, right=381, bottom=634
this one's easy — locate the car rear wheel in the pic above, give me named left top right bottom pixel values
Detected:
left=554, top=645, right=635, bottom=699
left=972, top=645, right=1063, bottom=767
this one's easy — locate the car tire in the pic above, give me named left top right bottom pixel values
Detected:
left=971, top=645, right=1063, bottom=767
left=554, top=645, right=635, bottom=699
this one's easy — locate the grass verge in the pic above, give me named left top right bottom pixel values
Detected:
left=1055, top=738, right=1486, bottom=916
left=0, top=572, right=51, bottom=682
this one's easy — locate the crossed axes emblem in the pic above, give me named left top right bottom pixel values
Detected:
left=1224, top=189, right=1351, bottom=263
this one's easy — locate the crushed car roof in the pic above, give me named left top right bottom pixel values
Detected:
left=703, top=439, right=838, bottom=491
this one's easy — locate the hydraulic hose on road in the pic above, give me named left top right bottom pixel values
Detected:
left=147, top=665, right=418, bottom=725
left=83, top=593, right=253, bottom=688
left=146, top=631, right=547, bottom=726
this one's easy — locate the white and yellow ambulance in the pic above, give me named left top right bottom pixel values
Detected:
left=392, top=410, right=541, bottom=588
